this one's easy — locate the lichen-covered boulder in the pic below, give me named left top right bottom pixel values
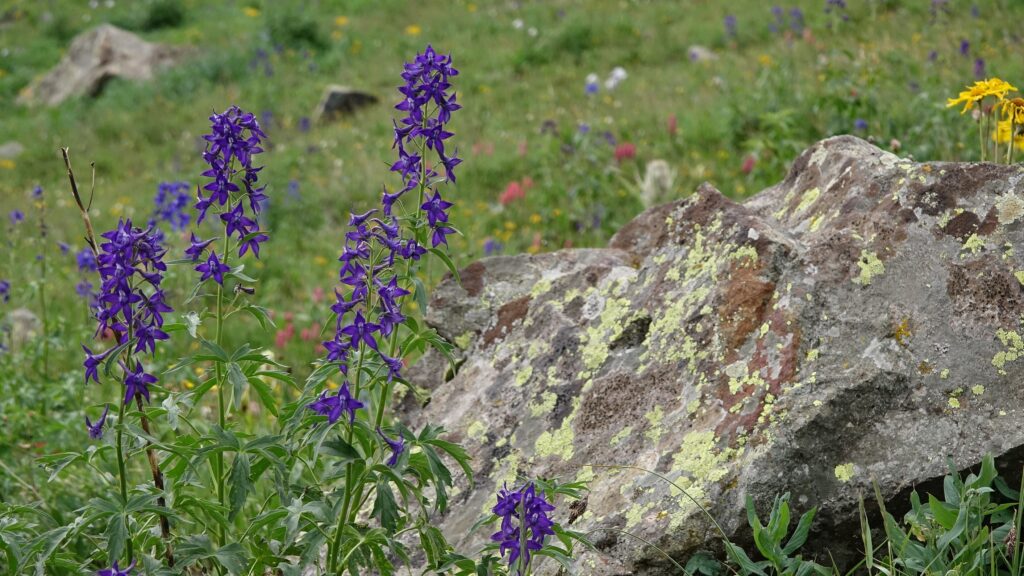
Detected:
left=407, top=136, right=1024, bottom=574
left=17, top=24, right=191, bottom=107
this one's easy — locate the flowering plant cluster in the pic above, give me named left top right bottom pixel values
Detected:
left=948, top=77, right=1024, bottom=163
left=34, top=46, right=588, bottom=576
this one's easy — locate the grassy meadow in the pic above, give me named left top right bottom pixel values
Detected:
left=2, top=0, right=1024, bottom=572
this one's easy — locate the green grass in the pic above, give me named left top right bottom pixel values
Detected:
left=2, top=0, right=1024, bottom=557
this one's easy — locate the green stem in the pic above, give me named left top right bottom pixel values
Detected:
left=115, top=384, right=133, bottom=564
left=981, top=110, right=987, bottom=162
left=214, top=230, right=231, bottom=546
left=519, top=494, right=529, bottom=576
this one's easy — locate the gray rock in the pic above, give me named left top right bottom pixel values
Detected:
left=313, top=85, right=378, bottom=122
left=17, top=24, right=192, bottom=107
left=408, top=136, right=1024, bottom=574
left=0, top=141, right=24, bottom=159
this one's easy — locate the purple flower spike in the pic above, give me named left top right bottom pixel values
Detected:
left=123, top=361, right=157, bottom=405
left=491, top=482, right=557, bottom=573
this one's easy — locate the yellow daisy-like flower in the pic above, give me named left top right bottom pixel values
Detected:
left=243, top=6, right=260, bottom=17
left=404, top=24, right=422, bottom=36
left=947, top=77, right=1018, bottom=113
left=993, top=118, right=1024, bottom=146
left=1002, top=97, right=1024, bottom=124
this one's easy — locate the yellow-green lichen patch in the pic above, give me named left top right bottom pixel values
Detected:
left=514, top=365, right=533, bottom=388
left=795, top=187, right=821, bottom=214
left=578, top=294, right=635, bottom=378
left=534, top=399, right=579, bottom=460
left=610, top=426, right=633, bottom=446
left=893, top=317, right=912, bottom=347
left=1015, top=271, right=1024, bottom=286
left=625, top=501, right=656, bottom=529
left=728, top=245, right=759, bottom=266
left=805, top=348, right=820, bottom=362
left=725, top=360, right=766, bottom=395
left=997, top=193, right=1024, bottom=224
left=940, top=368, right=950, bottom=379
left=834, top=463, right=855, bottom=483
left=808, top=213, right=825, bottom=233
left=971, top=384, right=985, bottom=396
left=530, top=278, right=553, bottom=298
left=466, top=420, right=487, bottom=441
left=993, top=329, right=1024, bottom=375
left=962, top=233, right=985, bottom=256
left=948, top=396, right=960, bottom=409
left=529, top=391, right=558, bottom=417
left=454, top=331, right=474, bottom=350
left=686, top=398, right=700, bottom=415
left=669, top=431, right=734, bottom=497
left=854, top=251, right=885, bottom=286
left=644, top=406, right=665, bottom=442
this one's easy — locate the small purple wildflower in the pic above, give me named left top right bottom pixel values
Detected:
left=185, top=233, right=215, bottom=262
left=59, top=241, right=70, bottom=254
left=82, top=345, right=108, bottom=384
left=153, top=181, right=191, bottom=232
left=32, top=185, right=43, bottom=199
left=307, top=382, right=365, bottom=424
left=929, top=50, right=939, bottom=63
left=77, top=248, right=98, bottom=272
left=85, top=405, right=109, bottom=440
left=584, top=72, right=599, bottom=95
left=123, top=361, right=156, bottom=405
left=377, top=427, right=405, bottom=466
left=287, top=179, right=301, bottom=201
left=491, top=482, right=557, bottom=574
left=769, top=7, right=783, bottom=33
left=298, top=116, right=311, bottom=132
left=724, top=14, right=737, bottom=37
left=195, top=251, right=230, bottom=285
left=960, top=39, right=970, bottom=57
left=76, top=280, right=94, bottom=300
left=9, top=210, right=24, bottom=225
left=0, top=280, right=9, bottom=303
left=854, top=119, right=868, bottom=131
left=790, top=8, right=805, bottom=32
left=484, top=239, right=503, bottom=255
left=974, top=58, right=986, bottom=80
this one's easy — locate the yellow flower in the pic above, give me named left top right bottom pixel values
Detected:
left=334, top=16, right=349, bottom=26
left=183, top=380, right=195, bottom=390
left=529, top=213, right=542, bottom=224
left=947, top=77, right=1018, bottom=113
left=993, top=118, right=1024, bottom=146
left=0, top=159, right=14, bottom=169
left=467, top=3, right=478, bottom=12
left=405, top=24, right=422, bottom=36
left=243, top=6, right=260, bottom=17
left=314, top=255, right=328, bottom=266
left=1002, top=97, right=1024, bottom=124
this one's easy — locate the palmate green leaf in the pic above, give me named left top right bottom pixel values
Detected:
left=247, top=374, right=280, bottom=417
left=199, top=338, right=230, bottom=363
left=177, top=535, right=248, bottom=574
left=422, top=437, right=474, bottom=488
left=228, top=453, right=251, bottom=522
left=371, top=481, right=400, bottom=532
left=241, top=303, right=276, bottom=330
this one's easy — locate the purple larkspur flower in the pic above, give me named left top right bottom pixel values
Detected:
left=0, top=280, right=9, bottom=303
left=32, top=185, right=43, bottom=199
left=491, top=482, right=557, bottom=574
left=194, top=106, right=269, bottom=258
left=484, top=239, right=503, bottom=255
left=91, top=219, right=172, bottom=356
left=974, top=58, right=986, bottom=80
left=185, top=233, right=215, bottom=262
left=97, top=560, right=135, bottom=576
left=195, top=251, right=230, bottom=285
left=9, top=210, right=24, bottom=225
left=790, top=8, right=804, bottom=32
left=82, top=345, right=108, bottom=384
left=377, top=427, right=405, bottom=466
left=123, top=361, right=156, bottom=404
left=854, top=118, right=868, bottom=131
left=960, top=39, right=970, bottom=56
left=76, top=280, right=94, bottom=299
left=85, top=405, right=109, bottom=439
left=59, top=241, right=70, bottom=254
left=307, top=382, right=364, bottom=424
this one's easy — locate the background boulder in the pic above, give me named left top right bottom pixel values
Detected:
left=407, top=136, right=1024, bottom=574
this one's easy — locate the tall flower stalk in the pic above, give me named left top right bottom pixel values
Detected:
left=188, top=105, right=269, bottom=545
left=78, top=214, right=175, bottom=568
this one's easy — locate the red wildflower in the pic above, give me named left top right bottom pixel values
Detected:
left=614, top=142, right=636, bottom=163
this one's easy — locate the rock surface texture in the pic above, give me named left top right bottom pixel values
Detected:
left=17, top=24, right=191, bottom=107
left=407, top=136, right=1024, bottom=574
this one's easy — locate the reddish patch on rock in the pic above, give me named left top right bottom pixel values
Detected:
left=947, top=259, right=1024, bottom=330
left=718, top=261, right=775, bottom=353
left=482, top=295, right=531, bottom=345
left=461, top=261, right=487, bottom=297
